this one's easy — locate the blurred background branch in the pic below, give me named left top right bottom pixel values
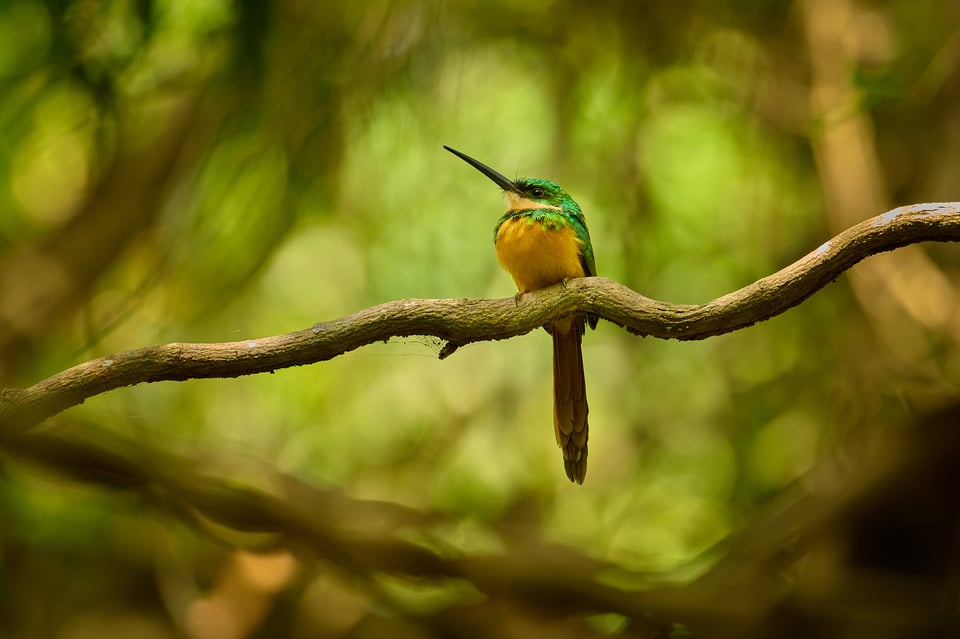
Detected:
left=1, top=0, right=959, bottom=637
left=3, top=400, right=960, bottom=638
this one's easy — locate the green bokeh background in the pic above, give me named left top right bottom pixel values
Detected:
left=1, top=0, right=959, bottom=636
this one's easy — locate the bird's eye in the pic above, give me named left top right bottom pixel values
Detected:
left=531, top=187, right=544, bottom=198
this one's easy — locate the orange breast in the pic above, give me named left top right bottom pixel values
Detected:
left=495, top=217, right=586, bottom=293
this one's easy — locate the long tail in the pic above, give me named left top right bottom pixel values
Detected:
left=552, top=317, right=588, bottom=484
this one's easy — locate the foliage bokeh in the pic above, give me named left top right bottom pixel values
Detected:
left=1, top=0, right=959, bottom=637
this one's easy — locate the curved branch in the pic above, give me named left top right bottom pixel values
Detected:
left=2, top=202, right=959, bottom=430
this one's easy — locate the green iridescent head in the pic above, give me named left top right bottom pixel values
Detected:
left=443, top=146, right=580, bottom=214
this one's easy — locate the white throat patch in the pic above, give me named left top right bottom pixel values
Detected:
left=504, top=191, right=561, bottom=212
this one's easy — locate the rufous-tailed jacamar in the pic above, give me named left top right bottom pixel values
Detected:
left=444, top=146, right=598, bottom=484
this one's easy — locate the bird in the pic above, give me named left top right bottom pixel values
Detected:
left=444, top=146, right=597, bottom=484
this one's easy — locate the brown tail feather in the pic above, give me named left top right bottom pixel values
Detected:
left=552, top=317, right=588, bottom=484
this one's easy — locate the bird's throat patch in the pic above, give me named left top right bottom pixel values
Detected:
left=504, top=191, right=561, bottom=212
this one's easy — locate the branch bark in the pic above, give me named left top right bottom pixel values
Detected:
left=2, top=202, right=959, bottom=432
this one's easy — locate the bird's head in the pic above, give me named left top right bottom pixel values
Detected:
left=444, top=146, right=576, bottom=214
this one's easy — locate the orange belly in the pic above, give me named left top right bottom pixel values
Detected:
left=495, top=217, right=586, bottom=293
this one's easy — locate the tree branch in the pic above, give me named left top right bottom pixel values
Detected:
left=2, top=202, right=959, bottom=431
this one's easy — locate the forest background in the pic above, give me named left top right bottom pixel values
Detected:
left=1, top=1, right=959, bottom=637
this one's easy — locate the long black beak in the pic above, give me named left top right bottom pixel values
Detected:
left=444, top=146, right=523, bottom=194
